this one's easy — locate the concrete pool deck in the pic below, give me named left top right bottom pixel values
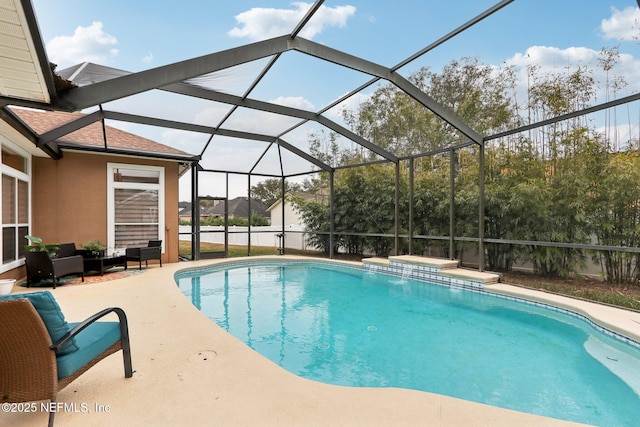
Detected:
left=5, top=255, right=637, bottom=426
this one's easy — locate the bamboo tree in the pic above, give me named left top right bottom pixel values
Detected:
left=296, top=54, right=640, bottom=284
left=587, top=145, right=640, bottom=283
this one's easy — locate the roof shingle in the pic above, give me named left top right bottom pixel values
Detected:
left=11, top=107, right=191, bottom=157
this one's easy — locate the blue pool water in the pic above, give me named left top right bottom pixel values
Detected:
left=175, top=261, right=640, bottom=426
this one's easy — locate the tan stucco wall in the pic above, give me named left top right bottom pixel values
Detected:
left=31, top=151, right=180, bottom=264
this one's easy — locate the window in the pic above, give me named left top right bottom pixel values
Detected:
left=1, top=144, right=30, bottom=269
left=108, top=164, right=164, bottom=252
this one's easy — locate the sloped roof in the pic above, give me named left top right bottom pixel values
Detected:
left=178, top=202, right=204, bottom=217
left=204, top=197, right=268, bottom=218
left=11, top=107, right=193, bottom=160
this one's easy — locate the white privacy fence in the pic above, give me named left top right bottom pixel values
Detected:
left=178, top=225, right=310, bottom=250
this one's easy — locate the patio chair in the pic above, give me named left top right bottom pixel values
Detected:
left=25, top=251, right=85, bottom=289
left=0, top=291, right=133, bottom=426
left=125, top=240, right=162, bottom=270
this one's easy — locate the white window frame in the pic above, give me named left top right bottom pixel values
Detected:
left=107, top=163, right=165, bottom=253
left=0, top=140, right=31, bottom=273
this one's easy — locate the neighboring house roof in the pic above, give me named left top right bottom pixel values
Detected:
left=203, top=197, right=268, bottom=218
left=178, top=202, right=204, bottom=217
left=10, top=107, right=193, bottom=160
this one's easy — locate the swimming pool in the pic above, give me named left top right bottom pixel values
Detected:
left=175, top=260, right=640, bottom=426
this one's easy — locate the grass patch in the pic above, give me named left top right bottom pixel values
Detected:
left=501, top=271, right=640, bottom=312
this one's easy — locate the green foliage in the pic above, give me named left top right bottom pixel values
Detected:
left=250, top=213, right=270, bottom=226
left=343, top=58, right=518, bottom=158
left=587, top=147, right=640, bottom=284
left=295, top=54, right=640, bottom=285
left=412, top=155, right=451, bottom=255
left=83, top=240, right=106, bottom=252
left=296, top=198, right=331, bottom=253
left=294, top=164, right=404, bottom=256
left=198, top=214, right=269, bottom=227
left=24, top=235, right=59, bottom=255
left=250, top=179, right=302, bottom=208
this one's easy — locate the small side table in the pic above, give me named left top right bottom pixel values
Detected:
left=83, top=255, right=127, bottom=275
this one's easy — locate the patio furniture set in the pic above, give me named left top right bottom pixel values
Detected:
left=24, top=240, right=162, bottom=289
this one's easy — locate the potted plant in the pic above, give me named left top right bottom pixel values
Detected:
left=24, top=235, right=59, bottom=256
left=83, top=240, right=107, bottom=258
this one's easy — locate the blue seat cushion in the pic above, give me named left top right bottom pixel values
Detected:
left=0, top=291, right=79, bottom=355
left=56, top=321, right=122, bottom=380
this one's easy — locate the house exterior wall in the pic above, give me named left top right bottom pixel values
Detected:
left=269, top=199, right=303, bottom=227
left=31, top=151, right=180, bottom=264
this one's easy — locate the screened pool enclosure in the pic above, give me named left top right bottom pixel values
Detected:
left=3, top=0, right=640, bottom=275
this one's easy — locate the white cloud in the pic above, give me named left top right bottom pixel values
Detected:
left=601, top=6, right=640, bottom=41
left=191, top=97, right=315, bottom=136
left=160, top=129, right=207, bottom=155
left=270, top=96, right=314, bottom=110
left=46, top=22, right=119, bottom=66
left=194, top=106, right=230, bottom=126
left=142, top=52, right=154, bottom=63
left=228, top=2, right=356, bottom=41
left=507, top=45, right=599, bottom=70
left=505, top=45, right=640, bottom=100
left=323, top=91, right=370, bottom=121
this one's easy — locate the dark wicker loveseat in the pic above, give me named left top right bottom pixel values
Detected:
left=24, top=248, right=85, bottom=289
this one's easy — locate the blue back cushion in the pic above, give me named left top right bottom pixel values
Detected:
left=0, top=291, right=79, bottom=355
left=57, top=321, right=121, bottom=379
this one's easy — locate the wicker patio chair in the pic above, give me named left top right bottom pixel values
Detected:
left=0, top=291, right=133, bottom=426
left=125, top=240, right=162, bottom=270
left=25, top=251, right=85, bottom=289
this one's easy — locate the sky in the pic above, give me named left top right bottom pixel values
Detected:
left=28, top=0, right=640, bottom=199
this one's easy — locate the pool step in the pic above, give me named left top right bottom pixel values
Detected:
left=362, top=255, right=500, bottom=289
left=440, top=268, right=501, bottom=285
left=389, top=255, right=459, bottom=270
left=361, top=257, right=390, bottom=267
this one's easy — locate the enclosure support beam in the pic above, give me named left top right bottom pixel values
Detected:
left=329, top=170, right=335, bottom=259
left=247, top=174, right=252, bottom=257
left=409, top=158, right=414, bottom=255
left=478, top=144, right=486, bottom=271
left=280, top=149, right=286, bottom=256
left=225, top=173, right=229, bottom=257
left=192, top=162, right=200, bottom=261
left=449, top=148, right=455, bottom=260
left=292, top=38, right=482, bottom=144
left=54, top=36, right=294, bottom=111
left=395, top=161, right=400, bottom=255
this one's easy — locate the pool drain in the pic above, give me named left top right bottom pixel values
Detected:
left=188, top=350, right=217, bottom=363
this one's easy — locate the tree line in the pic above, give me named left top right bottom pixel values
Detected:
left=252, top=48, right=640, bottom=284
left=278, top=50, right=640, bottom=284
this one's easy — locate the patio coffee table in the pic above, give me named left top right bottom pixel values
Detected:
left=83, top=255, right=127, bottom=275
